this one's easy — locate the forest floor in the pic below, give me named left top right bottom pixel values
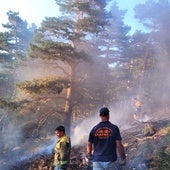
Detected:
left=0, top=109, right=170, bottom=170
left=120, top=109, right=170, bottom=170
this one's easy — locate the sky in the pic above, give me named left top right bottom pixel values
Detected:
left=0, top=0, right=60, bottom=31
left=0, top=0, right=147, bottom=33
left=116, top=0, right=147, bottom=31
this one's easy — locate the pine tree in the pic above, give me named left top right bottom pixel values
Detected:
left=0, top=11, right=35, bottom=66
left=0, top=11, right=35, bottom=100
left=18, top=0, right=111, bottom=134
left=133, top=0, right=170, bottom=111
left=0, top=12, right=36, bottom=135
left=91, top=2, right=131, bottom=104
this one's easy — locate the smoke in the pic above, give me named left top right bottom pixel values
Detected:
left=0, top=111, right=24, bottom=169
left=0, top=110, right=22, bottom=149
left=0, top=107, right=56, bottom=169
left=71, top=112, right=98, bottom=146
left=0, top=132, right=56, bottom=169
left=71, top=102, right=134, bottom=146
left=15, top=59, right=61, bottom=82
left=0, top=58, right=70, bottom=168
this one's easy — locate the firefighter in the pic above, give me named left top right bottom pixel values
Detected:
left=133, top=98, right=141, bottom=120
left=53, top=125, right=71, bottom=170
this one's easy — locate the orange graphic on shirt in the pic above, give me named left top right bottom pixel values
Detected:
left=95, top=127, right=112, bottom=139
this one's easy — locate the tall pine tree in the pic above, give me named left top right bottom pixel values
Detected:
left=19, top=0, right=111, bottom=133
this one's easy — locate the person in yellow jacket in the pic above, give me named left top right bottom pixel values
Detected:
left=53, top=125, right=71, bottom=170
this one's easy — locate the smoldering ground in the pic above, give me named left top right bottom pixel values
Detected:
left=1, top=28, right=170, bottom=170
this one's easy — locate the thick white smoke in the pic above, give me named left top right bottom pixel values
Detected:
left=71, top=103, right=135, bottom=146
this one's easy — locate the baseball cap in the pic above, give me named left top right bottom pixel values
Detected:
left=99, top=107, right=109, bottom=116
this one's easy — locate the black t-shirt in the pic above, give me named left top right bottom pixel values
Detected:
left=88, top=121, right=122, bottom=162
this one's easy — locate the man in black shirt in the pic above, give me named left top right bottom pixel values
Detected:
left=87, top=107, right=126, bottom=170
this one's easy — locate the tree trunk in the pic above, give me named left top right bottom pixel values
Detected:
left=64, top=62, right=75, bottom=134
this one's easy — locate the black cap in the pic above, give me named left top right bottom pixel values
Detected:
left=55, top=125, right=65, bottom=132
left=99, top=107, right=109, bottom=116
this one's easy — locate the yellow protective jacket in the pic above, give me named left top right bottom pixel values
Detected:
left=54, top=135, right=71, bottom=167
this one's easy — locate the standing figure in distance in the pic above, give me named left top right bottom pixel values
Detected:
left=86, top=107, right=126, bottom=170
left=133, top=98, right=142, bottom=120
left=53, top=125, right=71, bottom=170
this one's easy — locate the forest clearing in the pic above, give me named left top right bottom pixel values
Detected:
left=0, top=0, right=170, bottom=169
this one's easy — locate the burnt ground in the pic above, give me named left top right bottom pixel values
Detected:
left=1, top=110, right=170, bottom=170
left=121, top=109, right=170, bottom=170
